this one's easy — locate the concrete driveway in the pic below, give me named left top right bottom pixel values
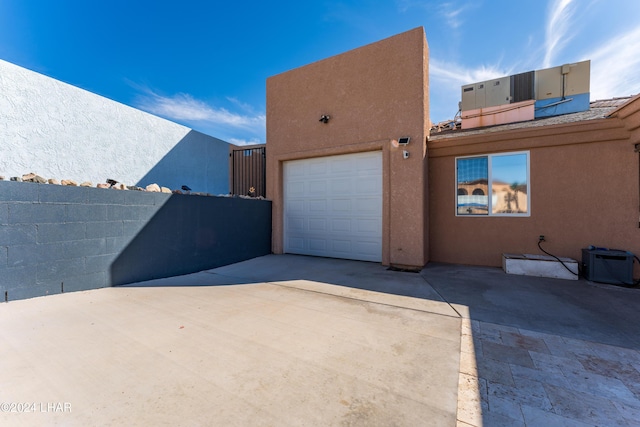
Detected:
left=2, top=254, right=639, bottom=426
left=0, top=255, right=461, bottom=426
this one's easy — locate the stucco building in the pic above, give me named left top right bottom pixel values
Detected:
left=429, top=96, right=640, bottom=272
left=266, top=27, right=640, bottom=279
left=267, top=27, right=429, bottom=269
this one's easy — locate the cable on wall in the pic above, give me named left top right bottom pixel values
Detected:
left=537, top=238, right=579, bottom=276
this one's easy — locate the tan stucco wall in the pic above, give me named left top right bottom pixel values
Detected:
left=429, top=115, right=640, bottom=277
left=266, top=27, right=429, bottom=268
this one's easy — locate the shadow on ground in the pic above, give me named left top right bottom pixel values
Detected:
left=124, top=254, right=446, bottom=300
left=126, top=254, right=640, bottom=350
left=420, top=262, right=640, bottom=350
left=117, top=254, right=640, bottom=425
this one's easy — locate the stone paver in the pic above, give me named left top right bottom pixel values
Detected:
left=456, top=318, right=640, bottom=427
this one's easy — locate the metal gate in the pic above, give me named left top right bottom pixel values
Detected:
left=231, top=146, right=266, bottom=197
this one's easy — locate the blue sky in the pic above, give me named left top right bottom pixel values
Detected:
left=2, top=0, right=639, bottom=145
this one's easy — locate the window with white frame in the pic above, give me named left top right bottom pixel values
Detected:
left=456, top=151, right=529, bottom=216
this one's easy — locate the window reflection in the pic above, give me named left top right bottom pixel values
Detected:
left=491, top=154, right=528, bottom=214
left=456, top=152, right=529, bottom=216
left=457, top=157, right=488, bottom=215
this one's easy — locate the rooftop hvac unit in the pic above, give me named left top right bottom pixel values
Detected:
left=461, top=83, right=481, bottom=111
left=461, top=73, right=534, bottom=111
left=510, top=71, right=535, bottom=103
left=461, top=77, right=511, bottom=111
left=459, top=61, right=590, bottom=113
left=536, top=61, right=590, bottom=100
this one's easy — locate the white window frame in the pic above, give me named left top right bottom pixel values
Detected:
left=455, top=151, right=530, bottom=217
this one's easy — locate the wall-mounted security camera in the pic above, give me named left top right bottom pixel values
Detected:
left=402, top=150, right=410, bottom=159
left=398, top=137, right=410, bottom=145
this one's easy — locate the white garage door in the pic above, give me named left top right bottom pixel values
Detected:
left=283, top=151, right=382, bottom=262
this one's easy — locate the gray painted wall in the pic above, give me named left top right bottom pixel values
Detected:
left=0, top=181, right=272, bottom=301
left=0, top=59, right=229, bottom=194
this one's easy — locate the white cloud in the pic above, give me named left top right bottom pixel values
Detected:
left=227, top=137, right=264, bottom=147
left=226, top=96, right=259, bottom=114
left=427, top=0, right=640, bottom=120
left=395, top=0, right=425, bottom=13
left=135, top=90, right=265, bottom=133
left=587, top=26, right=640, bottom=99
left=543, top=0, right=577, bottom=68
left=438, top=2, right=468, bottom=29
left=430, top=58, right=508, bottom=86
left=397, top=1, right=471, bottom=29
left=428, top=58, right=512, bottom=121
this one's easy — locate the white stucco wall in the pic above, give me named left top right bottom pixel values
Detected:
left=0, top=60, right=229, bottom=194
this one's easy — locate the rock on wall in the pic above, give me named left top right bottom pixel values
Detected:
left=0, top=59, right=229, bottom=194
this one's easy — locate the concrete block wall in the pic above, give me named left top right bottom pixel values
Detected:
left=0, top=181, right=272, bottom=301
left=0, top=59, right=229, bottom=194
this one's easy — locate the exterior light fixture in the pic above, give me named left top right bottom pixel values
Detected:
left=391, top=137, right=410, bottom=148
left=319, top=114, right=330, bottom=123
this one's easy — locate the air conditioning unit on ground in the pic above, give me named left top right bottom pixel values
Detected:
left=581, top=248, right=634, bottom=285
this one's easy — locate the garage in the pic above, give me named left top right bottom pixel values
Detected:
left=283, top=151, right=382, bottom=262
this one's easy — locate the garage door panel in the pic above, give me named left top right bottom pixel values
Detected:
left=308, top=218, right=328, bottom=232
left=331, top=199, right=351, bottom=213
left=361, top=152, right=381, bottom=164
left=331, top=178, right=352, bottom=194
left=330, top=158, right=354, bottom=174
left=356, top=197, right=382, bottom=214
left=331, top=239, right=351, bottom=252
left=308, top=199, right=327, bottom=213
left=308, top=160, right=327, bottom=175
left=287, top=162, right=306, bottom=176
left=287, top=237, right=305, bottom=250
left=308, top=180, right=327, bottom=194
left=355, top=159, right=379, bottom=173
left=287, top=181, right=305, bottom=196
left=308, top=238, right=327, bottom=251
left=353, top=241, right=380, bottom=258
left=357, top=218, right=380, bottom=234
left=331, top=218, right=352, bottom=233
left=287, top=217, right=305, bottom=231
left=287, top=200, right=305, bottom=214
left=284, top=151, right=382, bottom=262
left=356, top=179, right=379, bottom=194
